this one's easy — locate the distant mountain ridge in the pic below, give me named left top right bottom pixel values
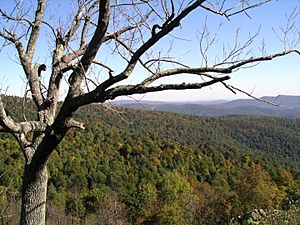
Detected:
left=114, top=95, right=300, bottom=118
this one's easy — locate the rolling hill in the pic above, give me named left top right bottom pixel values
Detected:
left=1, top=95, right=300, bottom=224
left=115, top=95, right=300, bottom=118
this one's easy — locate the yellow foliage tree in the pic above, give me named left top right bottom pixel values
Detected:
left=235, top=162, right=286, bottom=213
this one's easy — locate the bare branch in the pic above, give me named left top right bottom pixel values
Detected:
left=96, top=0, right=206, bottom=93
left=0, top=5, right=45, bottom=107
left=0, top=95, right=47, bottom=134
left=226, top=49, right=300, bottom=72
left=200, top=0, right=272, bottom=19
left=114, top=36, right=155, bottom=74
left=216, top=27, right=261, bottom=66
left=63, top=2, right=85, bottom=44
left=68, top=0, right=110, bottom=96
left=140, top=67, right=231, bottom=86
left=139, top=48, right=299, bottom=87
left=224, top=84, right=282, bottom=107
left=272, top=7, right=300, bottom=50
left=103, top=75, right=231, bottom=101
left=26, top=0, right=46, bottom=61
left=93, top=60, right=114, bottom=73
left=0, top=95, right=19, bottom=132
left=0, top=29, right=27, bottom=64
left=227, top=0, right=271, bottom=18
left=61, top=46, right=87, bottom=66
left=0, top=8, right=33, bottom=26
left=104, top=23, right=145, bottom=42
left=65, top=118, right=85, bottom=130
left=144, top=58, right=189, bottom=68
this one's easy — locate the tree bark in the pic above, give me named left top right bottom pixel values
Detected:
left=20, top=162, right=48, bottom=225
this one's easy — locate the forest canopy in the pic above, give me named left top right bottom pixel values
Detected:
left=1, top=96, right=300, bottom=224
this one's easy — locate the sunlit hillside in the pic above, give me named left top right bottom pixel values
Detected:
left=0, top=96, right=300, bottom=224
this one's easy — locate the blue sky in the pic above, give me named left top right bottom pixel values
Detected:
left=0, top=0, right=299, bottom=101
left=132, top=0, right=300, bottom=101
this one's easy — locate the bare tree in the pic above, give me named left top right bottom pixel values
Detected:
left=0, top=0, right=299, bottom=224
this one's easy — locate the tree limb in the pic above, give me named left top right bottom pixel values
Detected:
left=68, top=0, right=110, bottom=97
left=140, top=67, right=232, bottom=86
left=0, top=95, right=47, bottom=134
left=93, top=0, right=207, bottom=95
left=63, top=2, right=85, bottom=44
left=226, top=49, right=300, bottom=71
left=0, top=8, right=33, bottom=27
left=0, top=3, right=46, bottom=107
left=103, top=75, right=231, bottom=101
left=26, top=0, right=46, bottom=61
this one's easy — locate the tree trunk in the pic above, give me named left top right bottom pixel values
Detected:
left=20, top=163, right=48, bottom=225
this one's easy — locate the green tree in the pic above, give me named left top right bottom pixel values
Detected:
left=235, top=162, right=286, bottom=213
left=147, top=172, right=192, bottom=224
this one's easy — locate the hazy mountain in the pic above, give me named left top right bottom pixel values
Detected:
left=114, top=95, right=300, bottom=118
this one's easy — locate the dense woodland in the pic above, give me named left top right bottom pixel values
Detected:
left=0, top=96, right=300, bottom=224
